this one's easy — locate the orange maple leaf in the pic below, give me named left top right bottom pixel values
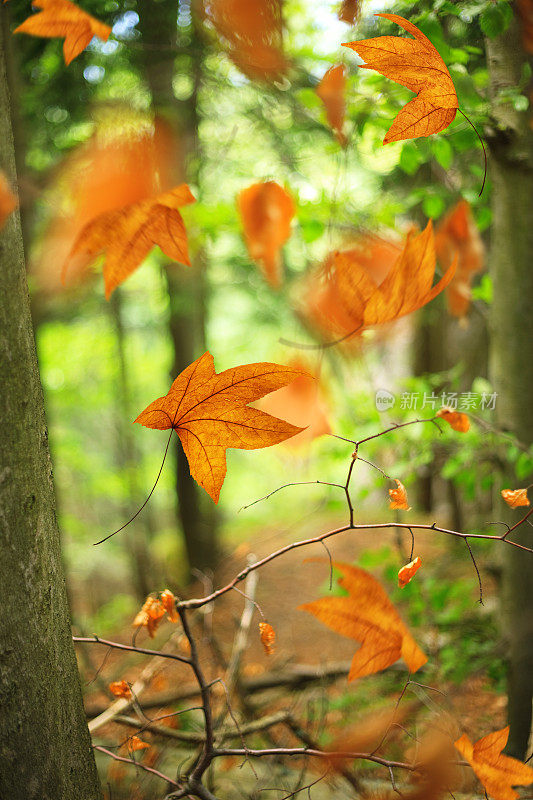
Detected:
left=160, top=589, right=179, bottom=622
left=68, top=113, right=176, bottom=227
left=300, top=561, right=427, bottom=680
left=501, top=488, right=530, bottom=508
left=436, top=406, right=470, bottom=432
left=343, top=14, right=458, bottom=144
left=238, top=181, right=295, bottom=288
left=321, top=704, right=424, bottom=779
left=133, top=596, right=166, bottom=638
left=435, top=201, right=485, bottom=318
left=334, top=221, right=457, bottom=329
left=108, top=680, right=132, bottom=699
left=389, top=479, right=410, bottom=510
left=63, top=184, right=195, bottom=299
left=200, top=0, right=287, bottom=80
left=316, top=65, right=347, bottom=146
left=0, top=172, right=17, bottom=230
left=34, top=111, right=177, bottom=294
left=398, top=556, right=421, bottom=588
left=14, top=0, right=111, bottom=65
left=455, top=727, right=533, bottom=800
left=257, top=358, right=331, bottom=448
left=128, top=736, right=150, bottom=752
left=338, top=0, right=360, bottom=25
left=301, top=233, right=401, bottom=343
left=259, top=622, right=276, bottom=655
left=135, top=352, right=306, bottom=503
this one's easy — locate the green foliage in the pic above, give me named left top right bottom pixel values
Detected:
left=480, top=1, right=513, bottom=39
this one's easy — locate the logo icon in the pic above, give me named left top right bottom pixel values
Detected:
left=375, top=389, right=395, bottom=412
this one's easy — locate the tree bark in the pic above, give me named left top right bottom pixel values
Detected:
left=136, top=0, right=219, bottom=574
left=0, top=10, right=102, bottom=798
left=486, top=18, right=533, bottom=758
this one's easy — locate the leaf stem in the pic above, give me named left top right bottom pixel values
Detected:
left=93, top=426, right=175, bottom=545
left=457, top=108, right=487, bottom=196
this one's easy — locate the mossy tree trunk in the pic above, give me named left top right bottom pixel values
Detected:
left=0, top=9, right=102, bottom=799
left=486, top=18, right=533, bottom=758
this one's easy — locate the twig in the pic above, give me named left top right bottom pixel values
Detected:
left=240, top=480, right=344, bottom=512
left=176, top=516, right=533, bottom=611
left=73, top=635, right=190, bottom=665
left=74, top=634, right=190, bottom=734
left=464, top=538, right=484, bottom=605
left=355, top=417, right=442, bottom=447
left=85, top=661, right=361, bottom=718
left=113, top=710, right=291, bottom=744
left=212, top=746, right=417, bottom=772
left=93, top=744, right=182, bottom=787
left=178, top=607, right=215, bottom=785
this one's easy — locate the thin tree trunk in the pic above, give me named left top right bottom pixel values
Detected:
left=486, top=17, right=533, bottom=758
left=136, top=0, right=219, bottom=574
left=0, top=10, right=102, bottom=798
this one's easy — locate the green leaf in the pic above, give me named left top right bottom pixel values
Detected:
left=515, top=452, right=533, bottom=481
left=422, top=194, right=446, bottom=218
left=432, top=138, right=453, bottom=169
left=480, top=3, right=513, bottom=38
left=300, top=219, right=324, bottom=243
left=399, top=142, right=422, bottom=175
left=471, top=274, right=493, bottom=304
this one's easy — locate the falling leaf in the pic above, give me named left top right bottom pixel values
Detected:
left=63, top=184, right=195, bottom=299
left=301, top=233, right=401, bottom=342
left=68, top=112, right=176, bottom=229
left=338, top=0, right=360, bottom=25
left=133, top=596, right=166, bottom=638
left=238, top=181, right=295, bottom=288
left=108, top=680, right=132, bottom=699
left=300, top=561, right=427, bottom=680
left=135, top=352, right=306, bottom=503
left=256, top=358, right=331, bottom=447
left=160, top=589, right=179, bottom=622
left=316, top=65, right=347, bottom=146
left=200, top=0, right=287, bottom=80
left=343, top=14, right=458, bottom=144
left=455, top=727, right=533, bottom=800
left=128, top=736, right=150, bottom=752
left=335, top=221, right=456, bottom=328
left=34, top=110, right=177, bottom=294
left=0, top=172, right=17, bottom=229
left=324, top=705, right=411, bottom=774
left=259, top=622, right=276, bottom=655
left=389, top=479, right=410, bottom=510
left=299, top=224, right=453, bottom=348
left=398, top=556, right=421, bottom=588
left=501, top=488, right=530, bottom=508
left=14, top=0, right=111, bottom=65
left=436, top=406, right=470, bottom=432
left=435, top=201, right=485, bottom=318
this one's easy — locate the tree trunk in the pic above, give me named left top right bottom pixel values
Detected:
left=136, top=0, right=219, bottom=575
left=486, top=18, right=533, bottom=758
left=0, top=10, right=102, bottom=799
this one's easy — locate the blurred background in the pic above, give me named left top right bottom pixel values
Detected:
left=3, top=0, right=533, bottom=793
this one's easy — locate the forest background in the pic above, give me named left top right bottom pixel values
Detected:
left=1, top=0, right=533, bottom=797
